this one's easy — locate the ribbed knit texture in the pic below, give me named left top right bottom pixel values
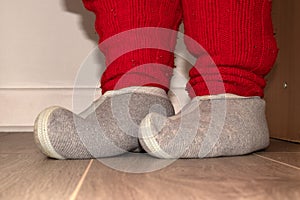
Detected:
left=182, top=0, right=278, bottom=97
left=82, top=0, right=182, bottom=94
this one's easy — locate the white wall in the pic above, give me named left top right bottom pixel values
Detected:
left=0, top=1, right=189, bottom=132
left=0, top=0, right=99, bottom=131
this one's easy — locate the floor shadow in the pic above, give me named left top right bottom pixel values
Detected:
left=61, top=0, right=98, bottom=44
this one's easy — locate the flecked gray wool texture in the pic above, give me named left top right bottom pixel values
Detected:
left=139, top=97, right=270, bottom=158
left=36, top=90, right=174, bottom=159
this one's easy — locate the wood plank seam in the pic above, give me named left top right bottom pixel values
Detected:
left=254, top=153, right=300, bottom=171
left=69, top=159, right=94, bottom=200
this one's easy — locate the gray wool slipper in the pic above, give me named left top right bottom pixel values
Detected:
left=34, top=87, right=174, bottom=159
left=139, top=95, right=270, bottom=159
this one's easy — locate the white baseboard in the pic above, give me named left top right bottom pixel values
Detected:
left=0, top=126, right=34, bottom=133
left=0, top=88, right=101, bottom=132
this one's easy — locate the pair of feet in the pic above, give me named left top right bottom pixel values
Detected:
left=34, top=86, right=270, bottom=160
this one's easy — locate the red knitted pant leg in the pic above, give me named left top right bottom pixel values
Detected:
left=182, top=0, right=278, bottom=98
left=82, top=0, right=182, bottom=94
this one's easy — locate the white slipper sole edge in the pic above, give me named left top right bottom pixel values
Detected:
left=139, top=114, right=173, bottom=159
left=34, top=106, right=66, bottom=160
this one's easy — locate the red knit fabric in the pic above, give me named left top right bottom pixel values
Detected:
left=82, top=0, right=182, bottom=94
left=182, top=0, right=278, bottom=97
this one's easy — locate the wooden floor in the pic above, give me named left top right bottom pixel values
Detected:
left=0, top=133, right=300, bottom=200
